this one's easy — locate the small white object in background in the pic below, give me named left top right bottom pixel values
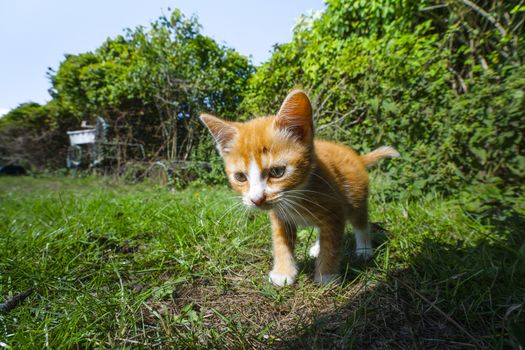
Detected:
left=80, top=120, right=95, bottom=128
left=67, top=129, right=96, bottom=145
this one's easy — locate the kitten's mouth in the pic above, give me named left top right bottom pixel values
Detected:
left=249, top=202, right=274, bottom=210
left=243, top=199, right=277, bottom=210
left=257, top=202, right=275, bottom=210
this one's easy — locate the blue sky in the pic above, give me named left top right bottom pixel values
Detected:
left=0, top=0, right=325, bottom=116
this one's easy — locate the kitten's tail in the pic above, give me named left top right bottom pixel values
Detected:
left=361, top=146, right=400, bottom=168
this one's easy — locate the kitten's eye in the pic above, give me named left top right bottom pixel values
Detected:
left=269, top=166, right=286, bottom=178
left=234, top=172, right=247, bottom=182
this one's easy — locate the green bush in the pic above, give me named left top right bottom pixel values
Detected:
left=2, top=2, right=523, bottom=202
left=241, top=0, right=525, bottom=200
left=1, top=10, right=254, bottom=169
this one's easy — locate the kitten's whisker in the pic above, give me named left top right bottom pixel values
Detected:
left=279, top=200, right=298, bottom=226
left=277, top=201, right=298, bottom=230
left=275, top=204, right=296, bottom=236
left=241, top=206, right=251, bottom=231
left=286, top=189, right=340, bottom=201
left=281, top=198, right=311, bottom=227
left=276, top=203, right=293, bottom=228
left=285, top=193, right=341, bottom=227
left=283, top=193, right=341, bottom=222
left=283, top=196, right=323, bottom=224
left=309, top=172, right=339, bottom=194
left=214, top=201, right=243, bottom=228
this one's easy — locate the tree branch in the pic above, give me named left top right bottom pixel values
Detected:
left=0, top=288, right=33, bottom=313
left=458, top=0, right=507, bottom=37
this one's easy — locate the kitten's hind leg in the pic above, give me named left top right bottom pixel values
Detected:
left=354, top=225, right=374, bottom=259
left=314, top=222, right=344, bottom=285
left=308, top=228, right=320, bottom=258
left=350, top=207, right=374, bottom=260
left=309, top=239, right=320, bottom=258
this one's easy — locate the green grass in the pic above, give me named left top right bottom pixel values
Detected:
left=0, top=176, right=524, bottom=349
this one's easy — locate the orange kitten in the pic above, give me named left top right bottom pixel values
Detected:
left=201, top=90, right=399, bottom=286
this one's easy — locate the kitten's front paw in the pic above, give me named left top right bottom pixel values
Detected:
left=308, top=240, right=320, bottom=258
left=314, top=273, right=341, bottom=285
left=355, top=247, right=374, bottom=260
left=269, top=271, right=296, bottom=287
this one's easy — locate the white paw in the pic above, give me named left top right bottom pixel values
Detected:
left=355, top=247, right=374, bottom=260
left=269, top=271, right=296, bottom=286
left=308, top=240, right=320, bottom=258
left=314, top=273, right=340, bottom=285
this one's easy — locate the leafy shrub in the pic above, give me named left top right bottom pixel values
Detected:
left=1, top=10, right=253, bottom=170
left=241, top=0, right=524, bottom=199
left=2, top=2, right=523, bottom=202
left=0, top=102, right=80, bottom=169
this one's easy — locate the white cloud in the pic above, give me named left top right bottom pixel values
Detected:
left=0, top=108, right=10, bottom=118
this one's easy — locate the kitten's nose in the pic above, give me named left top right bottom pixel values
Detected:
left=251, top=196, right=266, bottom=206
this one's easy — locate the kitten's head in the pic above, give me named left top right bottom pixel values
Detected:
left=201, top=89, right=314, bottom=209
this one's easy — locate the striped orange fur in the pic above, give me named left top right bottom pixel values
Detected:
left=201, top=89, right=399, bottom=286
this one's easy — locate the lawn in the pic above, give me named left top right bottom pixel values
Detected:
left=0, top=176, right=524, bottom=349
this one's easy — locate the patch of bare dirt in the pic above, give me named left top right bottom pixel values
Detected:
left=134, top=271, right=368, bottom=348
left=129, top=271, right=488, bottom=349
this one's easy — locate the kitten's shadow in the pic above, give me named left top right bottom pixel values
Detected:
left=297, top=222, right=390, bottom=284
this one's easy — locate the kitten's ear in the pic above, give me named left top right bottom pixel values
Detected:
left=275, top=89, right=313, bottom=142
left=200, top=113, right=237, bottom=156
